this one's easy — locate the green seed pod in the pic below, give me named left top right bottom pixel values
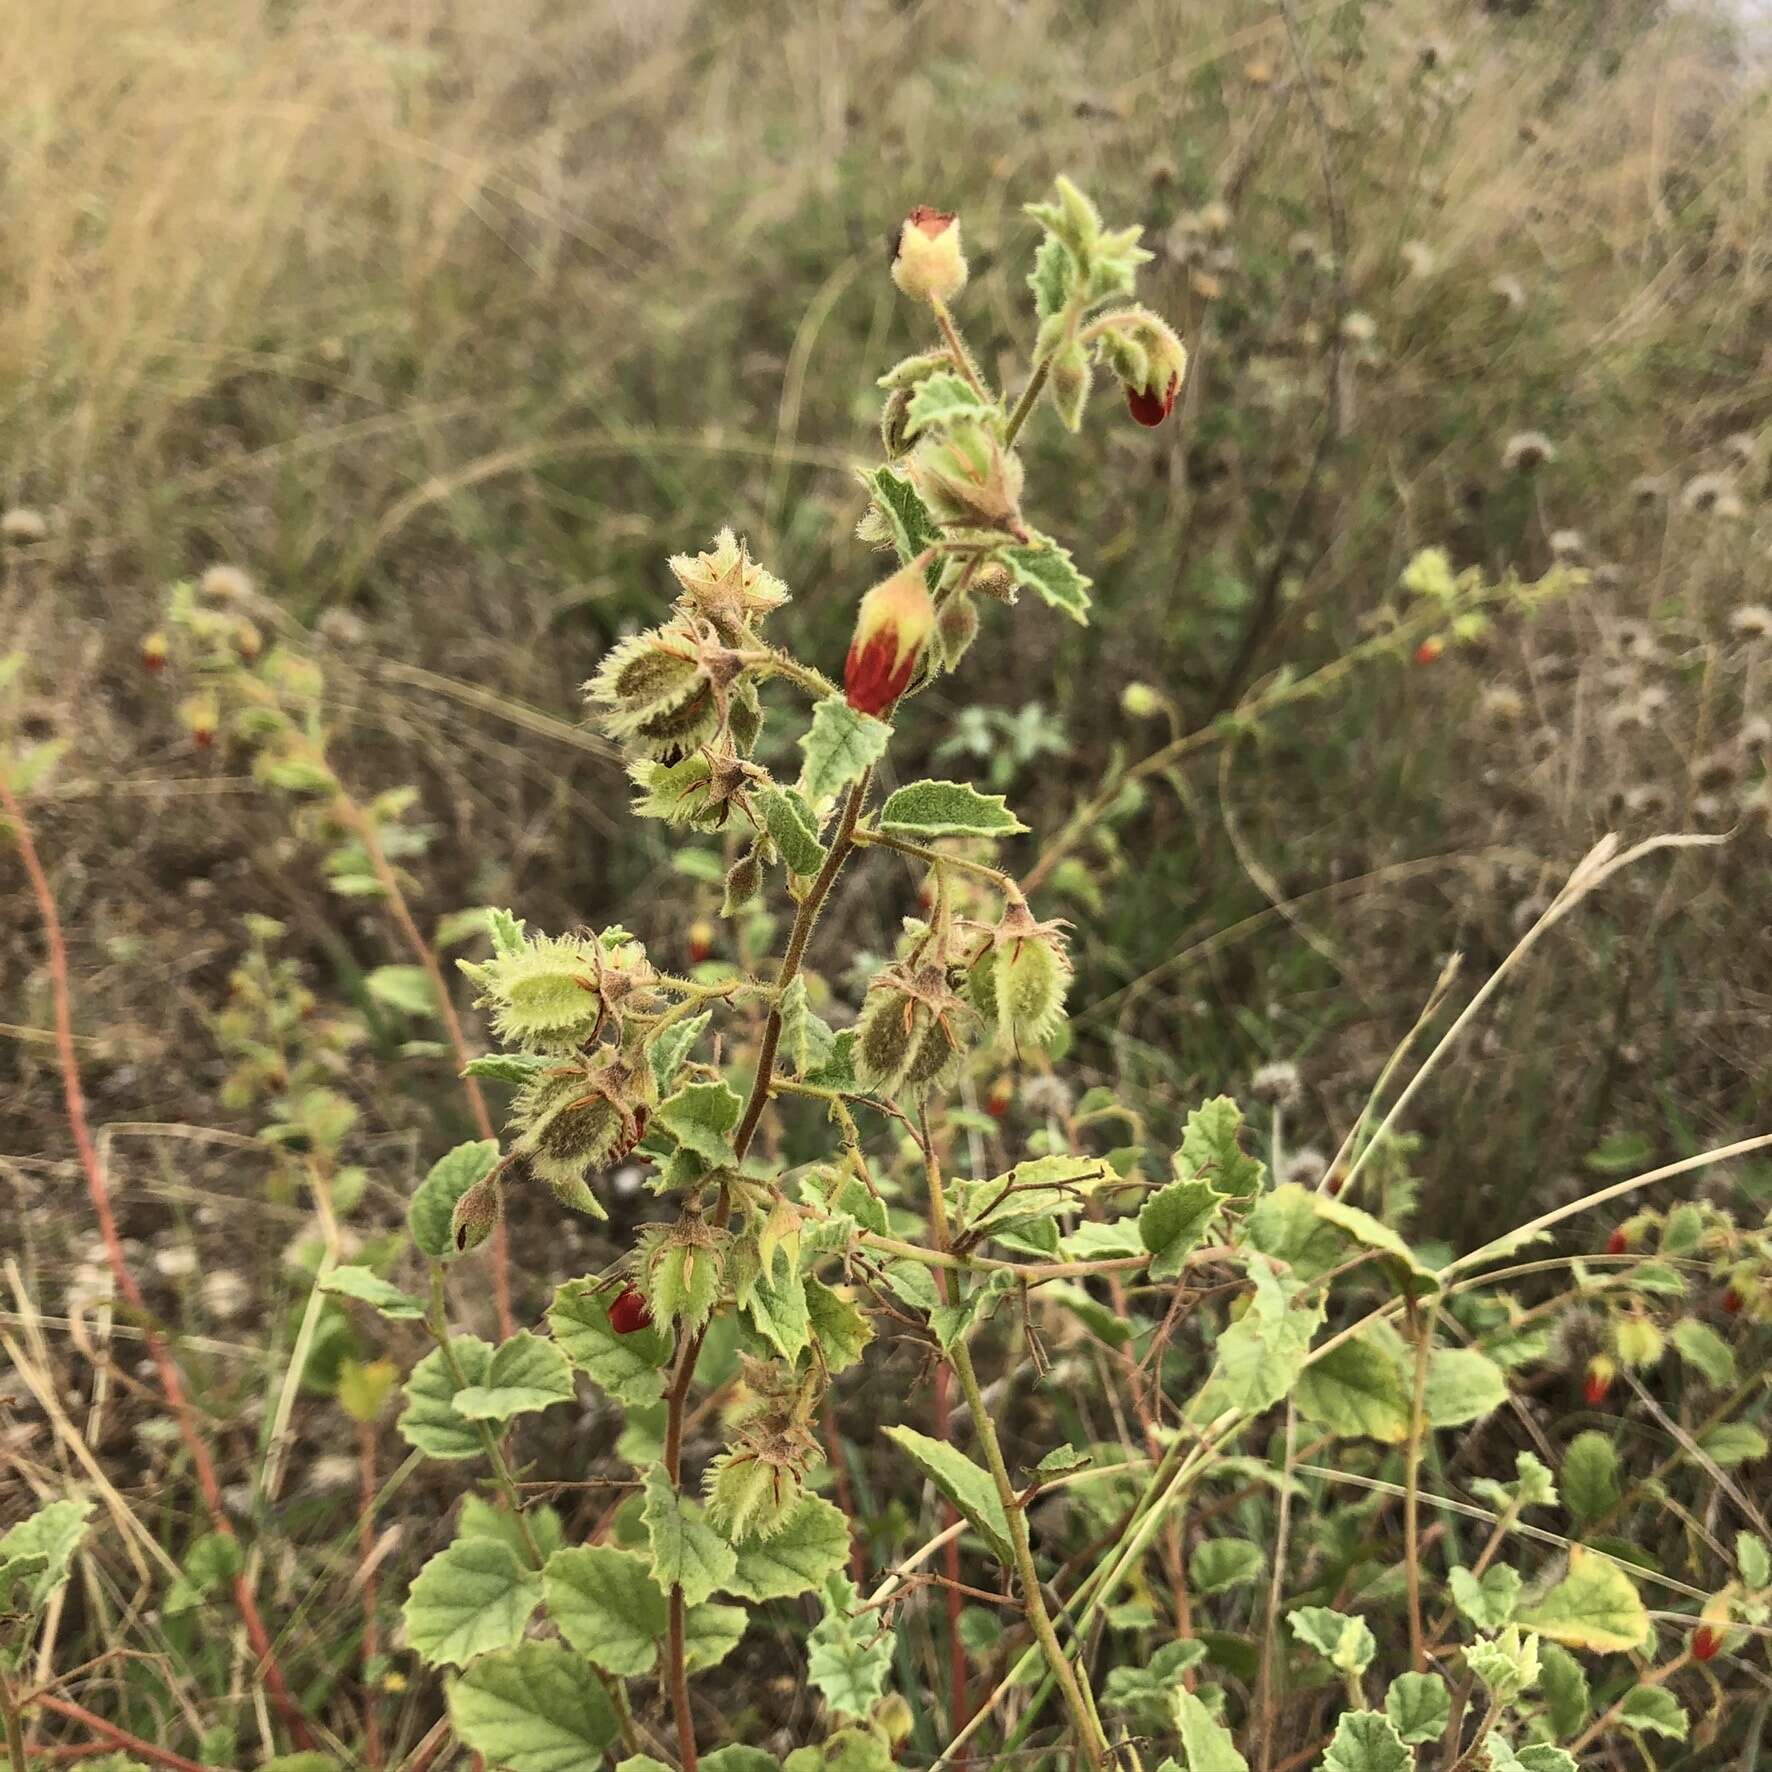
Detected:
left=853, top=964, right=970, bottom=1098
left=910, top=420, right=1026, bottom=531
left=727, top=678, right=764, bottom=754
left=722, top=848, right=764, bottom=916
left=584, top=626, right=704, bottom=737
left=970, top=903, right=1072, bottom=1051
left=626, top=680, right=721, bottom=761
left=853, top=988, right=920, bottom=1095
left=935, top=593, right=980, bottom=670
left=880, top=384, right=915, bottom=460
left=639, top=1213, right=729, bottom=1330
left=1049, top=340, right=1092, bottom=432
left=449, top=1171, right=501, bottom=1253
left=460, top=933, right=604, bottom=1050
left=704, top=1448, right=803, bottom=1542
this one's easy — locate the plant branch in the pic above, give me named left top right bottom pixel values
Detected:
left=0, top=776, right=314, bottom=1753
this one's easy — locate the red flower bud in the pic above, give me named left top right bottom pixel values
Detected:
left=1694, top=1624, right=1722, bottom=1662
left=1414, top=636, right=1445, bottom=666
left=1583, top=1355, right=1615, bottom=1408
left=1126, top=373, right=1179, bottom=428
left=688, top=918, right=715, bottom=965
left=1606, top=1227, right=1629, bottom=1256
left=1325, top=1169, right=1345, bottom=1197
left=141, top=631, right=168, bottom=674
left=845, top=566, right=933, bottom=717
left=1723, top=1287, right=1743, bottom=1316
left=986, top=1075, right=1013, bottom=1120
left=608, top=1284, right=653, bottom=1335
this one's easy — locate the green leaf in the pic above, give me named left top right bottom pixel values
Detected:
left=805, top=1277, right=873, bottom=1375
left=1617, top=1686, right=1687, bottom=1740
left=656, top=1080, right=743, bottom=1166
left=1737, top=1531, right=1770, bottom=1589
left=742, top=1255, right=810, bottom=1363
left=1138, top=1176, right=1223, bottom=1282
left=757, top=785, right=828, bottom=877
left=1246, top=1183, right=1345, bottom=1281
left=799, top=698, right=891, bottom=804
left=862, top=466, right=940, bottom=568
left=701, top=1752, right=782, bottom=1772
left=641, top=1466, right=736, bottom=1607
left=548, top=1277, right=672, bottom=1406
left=402, top=1537, right=542, bottom=1668
left=725, top=1494, right=851, bottom=1602
left=878, top=779, right=1027, bottom=840
left=1189, top=1257, right=1323, bottom=1422
left=447, top=1641, right=618, bottom=1770
left=399, top=1337, right=493, bottom=1460
left=1384, top=1672, right=1450, bottom=1745
left=806, top=1574, right=893, bottom=1720
left=319, top=1265, right=426, bottom=1321
left=882, top=1425, right=1013, bottom=1564
left=1463, top=1626, right=1540, bottom=1703
left=1517, top=1549, right=1649, bottom=1652
left=410, top=1141, right=501, bottom=1261
left=366, top=963, right=437, bottom=1017
left=1178, top=1096, right=1265, bottom=1198
left=903, top=370, right=995, bottom=438
left=1561, top=1431, right=1621, bottom=1524
left=1295, top=1335, right=1411, bottom=1443
left=1175, top=1691, right=1248, bottom=1772
left=1538, top=1641, right=1590, bottom=1736
left=1188, top=1539, right=1264, bottom=1595
left=1423, top=1347, right=1508, bottom=1427
left=777, top=976, right=837, bottom=1078
left=464, top=1052, right=551, bottom=1085
left=682, top=1600, right=747, bottom=1671
left=649, top=1011, right=709, bottom=1093
left=1699, top=1421, right=1767, bottom=1465
left=1671, top=1318, right=1736, bottom=1388
left=457, top=1496, right=564, bottom=1565
left=1288, top=1606, right=1377, bottom=1676
left=1321, top=1711, right=1411, bottom=1772
left=0, top=1499, right=91, bottom=1612
left=1448, top=1564, right=1522, bottom=1631
left=1312, top=1194, right=1440, bottom=1295
left=996, top=535, right=1093, bottom=625
left=543, top=1545, right=667, bottom=1676
left=453, top=1331, right=575, bottom=1423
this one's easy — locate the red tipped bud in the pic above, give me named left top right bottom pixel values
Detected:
left=1606, top=1227, right=1629, bottom=1256
left=891, top=206, right=967, bottom=304
left=1126, top=373, right=1179, bottom=427
left=845, top=566, right=933, bottom=717
left=608, top=1284, right=654, bottom=1335
left=141, top=630, right=169, bottom=674
left=1694, top=1594, right=1731, bottom=1661
left=1414, top=636, right=1445, bottom=666
left=1723, top=1286, right=1743, bottom=1315
left=986, top=1075, right=1013, bottom=1120
left=1694, top=1624, right=1722, bottom=1662
left=688, top=918, right=715, bottom=965
left=1583, top=1355, right=1615, bottom=1408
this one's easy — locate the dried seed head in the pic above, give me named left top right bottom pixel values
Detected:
left=585, top=624, right=722, bottom=758
left=1682, top=471, right=1742, bottom=517
left=844, top=565, right=934, bottom=716
left=1553, top=1304, right=1607, bottom=1374
left=667, top=528, right=789, bottom=642
left=1250, top=1060, right=1302, bottom=1110
left=200, top=564, right=255, bottom=604
left=1501, top=431, right=1557, bottom=473
left=1, top=507, right=48, bottom=544
left=1728, top=602, right=1772, bottom=640
left=890, top=206, right=968, bottom=304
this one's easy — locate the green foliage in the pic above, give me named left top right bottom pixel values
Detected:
left=402, top=1537, right=542, bottom=1668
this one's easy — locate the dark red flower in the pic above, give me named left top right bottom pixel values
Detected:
left=1694, top=1624, right=1722, bottom=1662
left=845, top=567, right=932, bottom=717
left=1414, top=637, right=1445, bottom=666
left=1126, top=373, right=1179, bottom=428
left=608, top=1285, right=653, bottom=1335
left=1606, top=1227, right=1629, bottom=1256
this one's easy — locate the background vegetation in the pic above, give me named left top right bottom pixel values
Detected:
left=4, top=0, right=1770, bottom=1766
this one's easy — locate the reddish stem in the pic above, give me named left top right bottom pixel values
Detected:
left=1, top=779, right=314, bottom=1751
left=931, top=1361, right=971, bottom=1748
left=26, top=1696, right=220, bottom=1772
